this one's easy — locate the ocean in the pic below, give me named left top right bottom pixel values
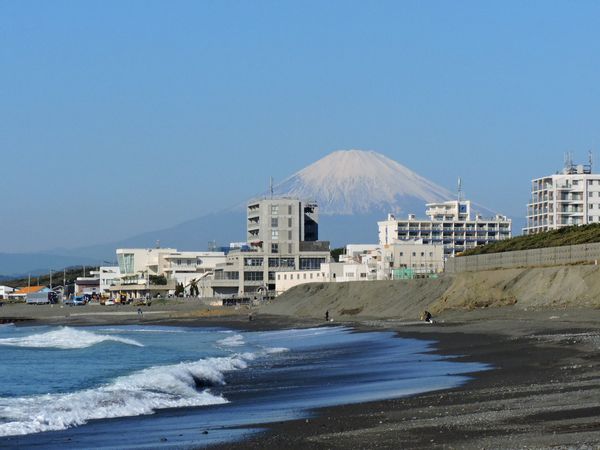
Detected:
left=0, top=323, right=489, bottom=448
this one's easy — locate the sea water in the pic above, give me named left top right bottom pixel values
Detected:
left=0, top=324, right=489, bottom=448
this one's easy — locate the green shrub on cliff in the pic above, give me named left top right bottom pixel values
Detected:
left=461, top=223, right=600, bottom=256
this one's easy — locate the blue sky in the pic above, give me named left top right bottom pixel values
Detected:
left=1, top=1, right=600, bottom=252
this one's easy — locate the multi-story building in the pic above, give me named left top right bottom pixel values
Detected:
left=111, top=247, right=226, bottom=298
left=525, top=158, right=600, bottom=234
left=378, top=200, right=512, bottom=257
left=208, top=198, right=331, bottom=296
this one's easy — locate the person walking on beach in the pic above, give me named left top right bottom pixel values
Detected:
left=325, top=310, right=329, bottom=322
left=137, top=307, right=143, bottom=318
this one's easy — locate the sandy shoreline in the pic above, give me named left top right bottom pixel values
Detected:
left=2, top=303, right=600, bottom=448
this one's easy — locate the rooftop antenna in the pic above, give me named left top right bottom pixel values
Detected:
left=589, top=150, right=593, bottom=173
left=269, top=176, right=274, bottom=199
left=156, top=240, right=160, bottom=249
left=457, top=177, right=463, bottom=202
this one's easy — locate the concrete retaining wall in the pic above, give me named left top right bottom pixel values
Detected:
left=446, top=242, right=600, bottom=273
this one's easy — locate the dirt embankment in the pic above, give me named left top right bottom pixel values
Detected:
left=260, top=264, right=600, bottom=319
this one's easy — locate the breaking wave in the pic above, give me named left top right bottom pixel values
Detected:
left=217, top=334, right=245, bottom=347
left=0, top=355, right=248, bottom=436
left=0, top=327, right=144, bottom=349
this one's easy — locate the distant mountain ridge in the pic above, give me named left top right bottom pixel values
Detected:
left=1, top=150, right=516, bottom=276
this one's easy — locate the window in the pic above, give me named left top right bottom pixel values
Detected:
left=420, top=252, right=425, bottom=257
left=288, top=230, right=292, bottom=240
left=303, top=273, right=307, bottom=279
left=277, top=274, right=280, bottom=280
left=310, top=273, right=313, bottom=279
left=429, top=252, right=433, bottom=257
left=244, top=258, right=263, bottom=266
left=300, top=257, right=326, bottom=270
left=412, top=252, right=416, bottom=257
left=590, top=192, right=594, bottom=198
left=244, top=271, right=263, bottom=281
left=268, top=258, right=295, bottom=268
left=399, top=252, right=403, bottom=256
left=271, top=230, right=279, bottom=240
left=288, top=205, right=292, bottom=215
left=271, top=205, right=279, bottom=215
left=271, top=217, right=279, bottom=227
left=573, top=180, right=579, bottom=185
left=288, top=243, right=293, bottom=253
left=271, top=243, right=279, bottom=253
left=288, top=218, right=292, bottom=227
left=283, top=274, right=287, bottom=280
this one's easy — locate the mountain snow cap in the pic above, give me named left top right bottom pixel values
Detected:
left=273, top=149, right=455, bottom=215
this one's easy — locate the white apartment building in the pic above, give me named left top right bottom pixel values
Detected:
left=99, top=266, right=120, bottom=294
left=378, top=200, right=512, bottom=257
left=112, top=247, right=226, bottom=298
left=161, top=251, right=227, bottom=287
left=525, top=158, right=600, bottom=234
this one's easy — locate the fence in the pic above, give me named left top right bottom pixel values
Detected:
left=445, top=242, right=600, bottom=273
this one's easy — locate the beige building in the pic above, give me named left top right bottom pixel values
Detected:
left=379, top=239, right=444, bottom=279
left=208, top=198, right=331, bottom=297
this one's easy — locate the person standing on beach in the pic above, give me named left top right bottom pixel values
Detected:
left=137, top=307, right=143, bottom=318
left=325, top=310, right=329, bottom=321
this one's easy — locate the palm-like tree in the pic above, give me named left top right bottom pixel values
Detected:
left=187, top=278, right=199, bottom=297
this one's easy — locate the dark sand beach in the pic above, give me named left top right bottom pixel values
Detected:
left=1, top=302, right=600, bottom=449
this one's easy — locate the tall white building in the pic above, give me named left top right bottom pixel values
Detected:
left=378, top=200, right=512, bottom=257
left=525, top=157, right=600, bottom=234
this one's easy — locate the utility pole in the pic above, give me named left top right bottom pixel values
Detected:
left=50, top=269, right=53, bottom=290
left=63, top=268, right=66, bottom=302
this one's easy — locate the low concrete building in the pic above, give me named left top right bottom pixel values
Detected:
left=0, top=285, right=15, bottom=299
left=275, top=262, right=370, bottom=295
left=379, top=239, right=445, bottom=279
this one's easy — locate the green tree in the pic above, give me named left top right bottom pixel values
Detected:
left=330, top=247, right=345, bottom=262
left=188, top=278, right=199, bottom=297
left=174, top=282, right=184, bottom=296
left=149, top=275, right=167, bottom=285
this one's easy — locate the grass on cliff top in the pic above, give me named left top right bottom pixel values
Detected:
left=461, top=223, right=600, bottom=256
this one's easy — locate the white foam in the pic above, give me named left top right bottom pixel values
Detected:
left=0, top=327, right=144, bottom=349
left=217, top=334, right=245, bottom=347
left=0, top=355, right=248, bottom=436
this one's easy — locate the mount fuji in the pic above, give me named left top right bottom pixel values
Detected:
left=0, top=150, right=503, bottom=276
left=272, top=150, right=455, bottom=215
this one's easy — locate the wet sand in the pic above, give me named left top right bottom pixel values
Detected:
left=2, top=302, right=600, bottom=448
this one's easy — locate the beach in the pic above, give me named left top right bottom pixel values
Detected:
left=1, top=300, right=599, bottom=449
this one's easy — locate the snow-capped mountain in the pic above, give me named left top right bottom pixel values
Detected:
left=273, top=150, right=455, bottom=215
